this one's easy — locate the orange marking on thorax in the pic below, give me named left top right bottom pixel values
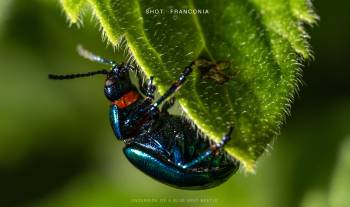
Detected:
left=113, top=91, right=140, bottom=109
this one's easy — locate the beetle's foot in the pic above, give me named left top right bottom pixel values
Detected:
left=146, top=76, right=156, bottom=99
left=211, top=127, right=233, bottom=154
left=139, top=76, right=156, bottom=99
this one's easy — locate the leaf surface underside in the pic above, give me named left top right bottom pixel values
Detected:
left=61, top=0, right=317, bottom=171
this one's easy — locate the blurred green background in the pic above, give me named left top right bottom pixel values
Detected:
left=0, top=0, right=350, bottom=207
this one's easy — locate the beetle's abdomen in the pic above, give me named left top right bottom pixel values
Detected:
left=123, top=115, right=239, bottom=189
left=123, top=145, right=237, bottom=189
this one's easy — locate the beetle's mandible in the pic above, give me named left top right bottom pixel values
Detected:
left=49, top=46, right=240, bottom=189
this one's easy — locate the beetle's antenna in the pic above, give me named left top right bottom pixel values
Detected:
left=48, top=69, right=109, bottom=80
left=77, top=45, right=117, bottom=67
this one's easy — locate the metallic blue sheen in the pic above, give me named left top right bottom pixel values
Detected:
left=181, top=149, right=213, bottom=169
left=117, top=114, right=239, bottom=189
left=110, top=105, right=122, bottom=139
left=124, top=146, right=237, bottom=189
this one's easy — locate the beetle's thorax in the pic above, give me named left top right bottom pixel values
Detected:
left=112, top=90, right=140, bottom=109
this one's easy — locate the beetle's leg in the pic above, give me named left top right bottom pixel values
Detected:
left=171, top=145, right=184, bottom=166
left=120, top=75, right=157, bottom=131
left=148, top=66, right=192, bottom=113
left=139, top=75, right=156, bottom=99
left=132, top=66, right=191, bottom=126
left=161, top=98, right=175, bottom=113
left=177, top=127, right=233, bottom=169
left=77, top=45, right=117, bottom=67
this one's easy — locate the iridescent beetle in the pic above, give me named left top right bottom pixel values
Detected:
left=49, top=46, right=239, bottom=189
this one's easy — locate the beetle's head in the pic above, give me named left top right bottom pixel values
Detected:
left=104, top=64, right=134, bottom=101
left=48, top=62, right=135, bottom=102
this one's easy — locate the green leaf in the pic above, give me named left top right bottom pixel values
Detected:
left=60, top=0, right=86, bottom=24
left=60, top=0, right=317, bottom=171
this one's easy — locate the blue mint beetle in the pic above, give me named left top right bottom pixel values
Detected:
left=49, top=46, right=240, bottom=189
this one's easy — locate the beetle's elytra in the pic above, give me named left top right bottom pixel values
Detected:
left=49, top=46, right=239, bottom=189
